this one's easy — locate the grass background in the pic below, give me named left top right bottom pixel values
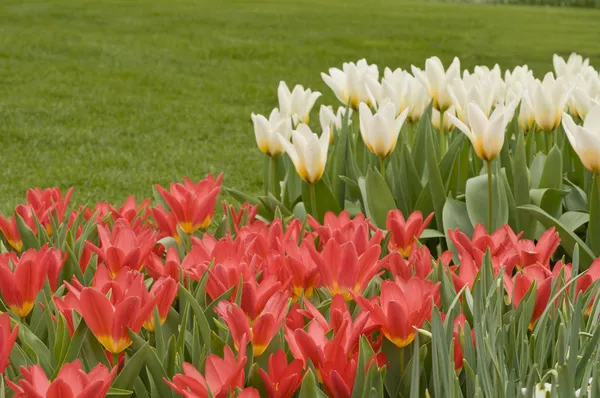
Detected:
left=0, top=0, right=599, bottom=212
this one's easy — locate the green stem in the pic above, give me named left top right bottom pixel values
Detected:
left=440, top=109, right=447, bottom=158
left=380, top=156, right=386, bottom=177
left=399, top=346, right=405, bottom=377
left=487, top=159, right=493, bottom=234
left=546, top=132, right=552, bottom=154
left=113, top=353, right=119, bottom=369
left=309, top=182, right=317, bottom=219
left=270, top=155, right=278, bottom=197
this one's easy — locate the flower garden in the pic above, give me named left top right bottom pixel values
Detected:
left=0, top=53, right=600, bottom=397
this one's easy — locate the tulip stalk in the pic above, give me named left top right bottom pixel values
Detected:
left=270, top=156, right=278, bottom=197
left=487, top=160, right=493, bottom=234
left=380, top=157, right=386, bottom=177
left=309, top=183, right=317, bottom=218
left=439, top=110, right=447, bottom=157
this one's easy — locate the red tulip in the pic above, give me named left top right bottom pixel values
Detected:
left=448, top=224, right=512, bottom=267
left=308, top=210, right=383, bottom=255
left=154, top=174, right=223, bottom=235
left=0, top=313, right=18, bottom=374
left=165, top=342, right=247, bottom=398
left=146, top=246, right=181, bottom=281
left=53, top=292, right=79, bottom=336
left=452, top=314, right=474, bottom=371
left=0, top=248, right=59, bottom=317
left=308, top=239, right=382, bottom=300
left=0, top=215, right=22, bottom=252
left=353, top=278, right=439, bottom=348
left=512, top=264, right=556, bottom=329
left=503, top=227, right=560, bottom=270
left=384, top=245, right=445, bottom=281
left=386, top=210, right=433, bottom=257
left=259, top=350, right=305, bottom=398
left=274, top=243, right=319, bottom=301
left=216, top=290, right=289, bottom=356
left=86, top=219, right=157, bottom=278
left=76, top=287, right=156, bottom=353
left=19, top=187, right=73, bottom=236
left=6, top=360, right=116, bottom=398
left=223, top=201, right=258, bottom=234
left=142, top=277, right=178, bottom=332
left=238, top=388, right=261, bottom=398
left=576, top=258, right=600, bottom=314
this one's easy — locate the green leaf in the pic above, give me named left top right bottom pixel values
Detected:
left=410, top=333, right=421, bottom=398
left=360, top=167, right=396, bottom=229
left=298, top=368, right=321, bottom=398
left=351, top=335, right=376, bottom=398
left=107, top=388, right=135, bottom=396
left=52, top=320, right=88, bottom=378
left=518, top=204, right=595, bottom=269
left=112, top=343, right=150, bottom=391
left=513, top=128, right=534, bottom=237
left=588, top=175, right=600, bottom=256
left=17, top=321, right=53, bottom=375
left=301, top=179, right=341, bottom=223
left=465, top=173, right=508, bottom=232
left=424, top=115, right=447, bottom=231
left=179, top=284, right=211, bottom=352
left=443, top=198, right=474, bottom=262
left=539, top=145, right=563, bottom=190
left=558, top=211, right=589, bottom=233
left=15, top=213, right=40, bottom=250
left=529, top=188, right=568, bottom=220
left=129, top=331, right=174, bottom=398
left=329, top=109, right=351, bottom=206
left=411, top=102, right=433, bottom=178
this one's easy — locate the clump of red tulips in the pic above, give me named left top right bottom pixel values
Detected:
left=0, top=174, right=598, bottom=397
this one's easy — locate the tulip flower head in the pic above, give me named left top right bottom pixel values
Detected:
left=278, top=124, right=329, bottom=184
left=412, top=56, right=460, bottom=112
left=0, top=248, right=59, bottom=317
left=77, top=287, right=157, bottom=353
left=321, top=59, right=379, bottom=111
left=319, top=105, right=352, bottom=144
left=165, top=343, right=247, bottom=398
left=354, top=278, right=439, bottom=348
left=553, top=52, right=590, bottom=79
left=0, top=313, right=18, bottom=374
left=6, top=360, right=117, bottom=398
left=0, top=214, right=22, bottom=252
left=512, top=265, right=554, bottom=330
left=386, top=210, right=433, bottom=258
left=251, top=109, right=293, bottom=157
left=154, top=174, right=223, bottom=235
left=532, top=73, right=572, bottom=132
left=277, top=81, right=321, bottom=126
left=452, top=313, right=474, bottom=371
left=358, top=100, right=409, bottom=159
left=518, top=90, right=536, bottom=133
left=447, top=101, right=516, bottom=161
left=562, top=105, right=600, bottom=174
left=259, top=350, right=305, bottom=398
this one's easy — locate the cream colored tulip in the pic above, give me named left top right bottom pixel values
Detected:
left=251, top=109, right=292, bottom=157
left=562, top=105, right=600, bottom=174
left=412, top=56, right=461, bottom=112
left=532, top=73, right=572, bottom=132
left=277, top=81, right=321, bottom=126
left=447, top=102, right=516, bottom=161
left=321, top=59, right=379, bottom=111
left=278, top=124, right=330, bottom=184
left=358, top=100, right=408, bottom=159
left=518, top=91, right=535, bottom=133
left=319, top=105, right=352, bottom=144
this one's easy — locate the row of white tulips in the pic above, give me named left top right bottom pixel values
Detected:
left=251, top=53, right=600, bottom=185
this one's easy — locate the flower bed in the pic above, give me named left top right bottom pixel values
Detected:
left=0, top=53, right=600, bottom=397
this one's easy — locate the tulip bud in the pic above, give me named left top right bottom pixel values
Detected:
left=358, top=100, right=408, bottom=159
left=278, top=124, right=329, bottom=184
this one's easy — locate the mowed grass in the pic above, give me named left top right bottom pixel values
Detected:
left=0, top=0, right=599, bottom=212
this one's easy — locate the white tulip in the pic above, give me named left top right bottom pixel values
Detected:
left=432, top=106, right=456, bottom=133
left=277, top=81, right=321, bottom=126
left=571, top=87, right=600, bottom=120
left=562, top=105, right=600, bottom=174
left=321, top=59, right=379, bottom=111
left=448, top=78, right=495, bottom=123
left=319, top=105, right=352, bottom=144
left=251, top=109, right=292, bottom=157
left=447, top=102, right=516, bottom=161
left=521, top=383, right=554, bottom=397
left=532, top=73, right=572, bottom=132
left=412, top=56, right=461, bottom=112
left=278, top=124, right=330, bottom=184
left=370, top=68, right=429, bottom=123
left=553, top=53, right=589, bottom=79
left=358, top=100, right=409, bottom=159
left=518, top=90, right=535, bottom=133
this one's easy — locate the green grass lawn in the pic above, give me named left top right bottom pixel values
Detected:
left=0, top=0, right=599, bottom=212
